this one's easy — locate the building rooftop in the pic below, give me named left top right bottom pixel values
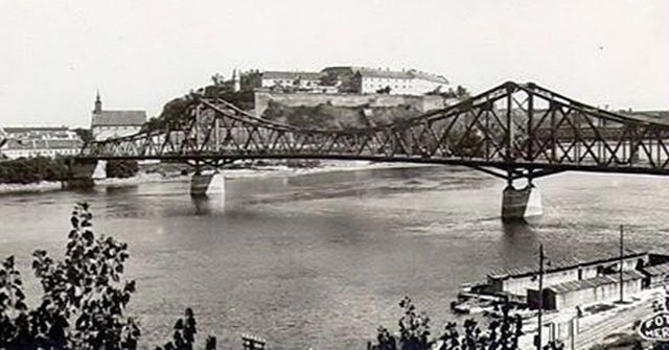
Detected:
left=357, top=67, right=413, bottom=80
left=406, top=69, right=450, bottom=84
left=4, top=126, right=69, bottom=134
left=324, top=66, right=449, bottom=84
left=3, top=138, right=82, bottom=150
left=92, top=110, right=147, bottom=127
left=545, top=270, right=644, bottom=294
left=642, top=262, right=669, bottom=277
left=261, top=71, right=322, bottom=81
left=619, top=110, right=669, bottom=126
left=488, top=249, right=647, bottom=280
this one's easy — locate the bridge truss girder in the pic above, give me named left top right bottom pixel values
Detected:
left=79, top=81, right=669, bottom=177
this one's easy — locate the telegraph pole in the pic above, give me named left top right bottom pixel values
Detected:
left=619, top=225, right=624, bottom=303
left=537, top=244, right=544, bottom=350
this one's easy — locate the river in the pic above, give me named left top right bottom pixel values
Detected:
left=0, top=165, right=667, bottom=349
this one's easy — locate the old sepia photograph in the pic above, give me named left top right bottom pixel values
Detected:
left=1, top=1, right=668, bottom=349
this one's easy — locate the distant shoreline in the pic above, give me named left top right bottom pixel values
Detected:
left=0, top=161, right=436, bottom=195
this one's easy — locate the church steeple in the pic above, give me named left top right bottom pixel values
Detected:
left=94, top=90, right=102, bottom=114
left=233, top=68, right=241, bottom=92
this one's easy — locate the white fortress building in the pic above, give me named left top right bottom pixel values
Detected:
left=257, top=66, right=449, bottom=96
left=354, top=67, right=449, bottom=95
left=321, top=66, right=450, bottom=95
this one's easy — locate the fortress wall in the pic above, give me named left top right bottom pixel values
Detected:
left=254, top=91, right=446, bottom=116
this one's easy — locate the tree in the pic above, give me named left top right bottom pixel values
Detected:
left=0, top=156, right=69, bottom=184
left=319, top=71, right=339, bottom=87
left=430, top=86, right=471, bottom=100
left=0, top=202, right=138, bottom=350
left=376, top=86, right=392, bottom=94
left=239, top=70, right=262, bottom=92
left=73, top=128, right=94, bottom=143
left=455, top=86, right=470, bottom=99
left=339, top=72, right=361, bottom=93
left=210, top=74, right=225, bottom=87
left=106, top=160, right=139, bottom=178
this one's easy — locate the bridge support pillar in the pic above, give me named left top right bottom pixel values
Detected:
left=63, top=159, right=97, bottom=190
left=501, top=184, right=542, bottom=221
left=190, top=172, right=215, bottom=196
left=92, top=160, right=107, bottom=179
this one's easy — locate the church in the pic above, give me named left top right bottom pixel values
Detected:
left=90, top=92, right=147, bottom=141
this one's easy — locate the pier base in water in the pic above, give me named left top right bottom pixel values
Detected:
left=63, top=159, right=97, bottom=189
left=501, top=185, right=543, bottom=221
left=92, top=160, right=107, bottom=179
left=190, top=173, right=215, bottom=196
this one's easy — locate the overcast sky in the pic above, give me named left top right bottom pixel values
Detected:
left=1, top=0, right=667, bottom=127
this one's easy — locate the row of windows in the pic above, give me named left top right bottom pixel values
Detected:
left=364, top=84, right=413, bottom=89
left=264, top=79, right=320, bottom=86
left=94, top=126, right=140, bottom=130
left=3, top=148, right=80, bottom=158
left=363, top=77, right=411, bottom=82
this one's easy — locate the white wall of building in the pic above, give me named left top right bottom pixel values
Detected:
left=92, top=125, right=142, bottom=141
left=360, top=76, right=446, bottom=95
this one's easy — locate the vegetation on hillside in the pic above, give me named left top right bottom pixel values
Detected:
left=142, top=70, right=260, bottom=133
left=72, top=128, right=94, bottom=144
left=428, top=85, right=471, bottom=100
left=263, top=101, right=422, bottom=130
left=141, top=69, right=474, bottom=134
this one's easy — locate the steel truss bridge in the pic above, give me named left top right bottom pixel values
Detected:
left=79, top=81, right=669, bottom=182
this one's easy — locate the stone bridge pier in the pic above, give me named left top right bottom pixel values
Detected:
left=64, top=159, right=98, bottom=189
left=190, top=170, right=225, bottom=197
left=501, top=173, right=543, bottom=222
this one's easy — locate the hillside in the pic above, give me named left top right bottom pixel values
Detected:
left=262, top=101, right=423, bottom=130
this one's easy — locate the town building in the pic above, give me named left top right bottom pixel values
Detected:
left=527, top=270, right=645, bottom=311
left=485, top=250, right=648, bottom=298
left=91, top=92, right=147, bottom=141
left=258, top=67, right=450, bottom=96
left=0, top=127, right=7, bottom=150
left=640, top=262, right=669, bottom=289
left=0, top=127, right=83, bottom=159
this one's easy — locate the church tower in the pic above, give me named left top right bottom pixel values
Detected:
left=94, top=90, right=102, bottom=114
left=233, top=69, right=241, bottom=92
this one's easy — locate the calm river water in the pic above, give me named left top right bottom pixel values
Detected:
left=0, top=165, right=667, bottom=349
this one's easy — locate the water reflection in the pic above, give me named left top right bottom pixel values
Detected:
left=191, top=195, right=212, bottom=215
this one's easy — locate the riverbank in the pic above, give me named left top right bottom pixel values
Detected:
left=0, top=160, right=437, bottom=195
left=516, top=287, right=667, bottom=349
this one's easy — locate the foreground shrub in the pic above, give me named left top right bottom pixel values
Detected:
left=368, top=296, right=525, bottom=350
left=0, top=203, right=216, bottom=350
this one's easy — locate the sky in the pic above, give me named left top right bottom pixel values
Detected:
left=1, top=0, right=667, bottom=128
